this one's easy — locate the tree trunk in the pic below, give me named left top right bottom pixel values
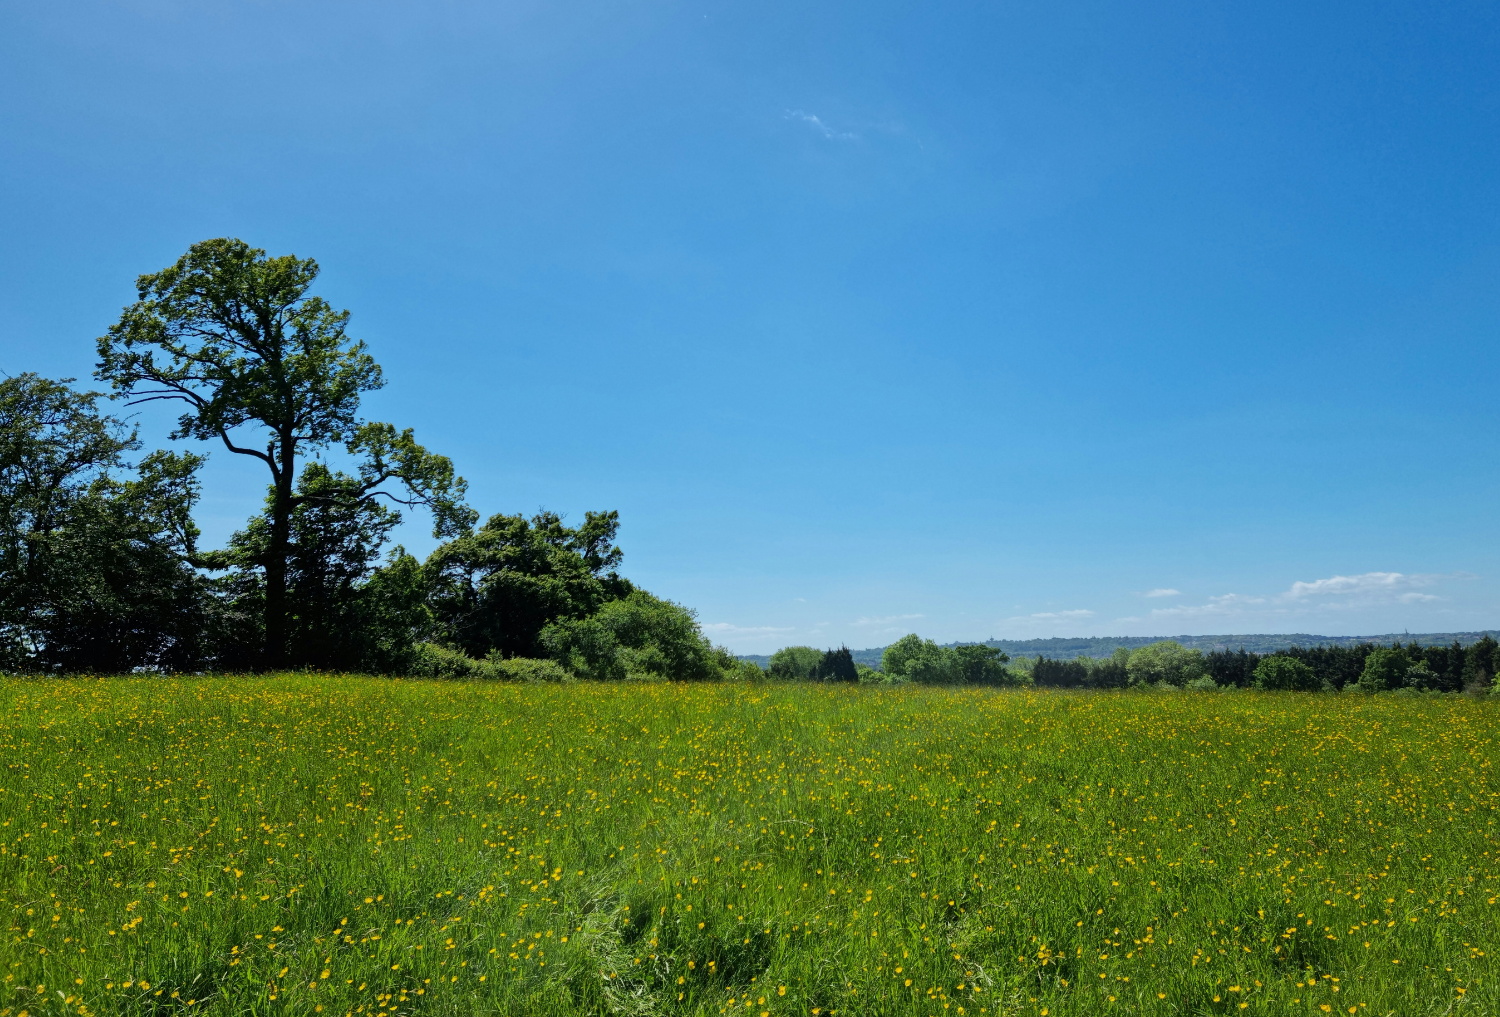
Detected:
left=263, top=437, right=295, bottom=667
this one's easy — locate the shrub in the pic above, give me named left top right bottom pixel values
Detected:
left=1088, top=650, right=1131, bottom=688
left=1126, top=641, right=1206, bottom=687
left=1031, top=653, right=1130, bottom=688
left=1404, top=660, right=1439, bottom=691
left=402, top=642, right=570, bottom=681
left=767, top=646, right=823, bottom=681
left=879, top=635, right=1025, bottom=687
left=487, top=655, right=574, bottom=683
left=881, top=634, right=951, bottom=683
left=1356, top=648, right=1412, bottom=693
left=734, top=659, right=767, bottom=682
left=1252, top=656, right=1320, bottom=691
left=404, top=641, right=491, bottom=680
left=1184, top=676, right=1221, bottom=692
left=951, top=643, right=1023, bottom=686
left=882, top=634, right=967, bottom=684
left=540, top=590, right=732, bottom=682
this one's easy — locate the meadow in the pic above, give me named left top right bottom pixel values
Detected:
left=0, top=678, right=1495, bottom=1017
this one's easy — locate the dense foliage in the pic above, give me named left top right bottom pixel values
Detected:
left=0, top=374, right=210, bottom=672
left=539, top=590, right=746, bottom=683
left=765, top=645, right=859, bottom=682
left=877, top=634, right=1022, bottom=686
left=0, top=240, right=741, bottom=681
left=425, top=510, right=632, bottom=660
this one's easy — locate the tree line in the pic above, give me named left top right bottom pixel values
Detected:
left=1, top=239, right=746, bottom=680
left=7, top=240, right=1495, bottom=690
left=1029, top=637, right=1499, bottom=693
left=764, top=635, right=1025, bottom=686
left=755, top=634, right=1499, bottom=695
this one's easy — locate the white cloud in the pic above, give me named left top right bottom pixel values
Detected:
left=1281, top=572, right=1439, bottom=601
left=1142, top=588, right=1181, bottom=598
left=785, top=110, right=858, bottom=141
left=1113, top=570, right=1466, bottom=630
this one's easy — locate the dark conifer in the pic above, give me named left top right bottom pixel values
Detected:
left=814, top=645, right=859, bottom=682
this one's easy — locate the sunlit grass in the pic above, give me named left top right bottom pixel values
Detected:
left=1, top=677, right=1496, bottom=1016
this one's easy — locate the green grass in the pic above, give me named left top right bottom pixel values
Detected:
left=1, top=677, right=1496, bottom=1017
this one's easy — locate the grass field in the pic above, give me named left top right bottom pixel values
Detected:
left=1, top=678, right=1496, bottom=1017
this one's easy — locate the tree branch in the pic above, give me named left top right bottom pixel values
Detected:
left=217, top=429, right=275, bottom=470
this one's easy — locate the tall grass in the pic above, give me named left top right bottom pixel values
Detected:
left=1, top=677, right=1495, bottom=1016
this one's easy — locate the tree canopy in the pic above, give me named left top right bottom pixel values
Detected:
left=1252, top=656, right=1319, bottom=691
left=878, top=635, right=1018, bottom=686
left=0, top=374, right=207, bottom=671
left=425, top=510, right=632, bottom=660
left=0, top=240, right=754, bottom=681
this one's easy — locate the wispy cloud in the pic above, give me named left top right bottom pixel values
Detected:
left=701, top=623, right=795, bottom=637
left=852, top=613, right=924, bottom=628
left=1136, top=593, right=1266, bottom=620
left=995, top=608, right=1096, bottom=637
left=1142, top=588, right=1181, bottom=598
left=1116, top=571, right=1465, bottom=626
left=785, top=109, right=858, bottom=141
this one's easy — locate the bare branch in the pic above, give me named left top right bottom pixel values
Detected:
left=217, top=429, right=275, bottom=470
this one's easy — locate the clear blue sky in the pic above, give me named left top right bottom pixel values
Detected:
left=3, top=1, right=1498, bottom=653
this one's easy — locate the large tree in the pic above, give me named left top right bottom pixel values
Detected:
left=96, top=238, right=475, bottom=664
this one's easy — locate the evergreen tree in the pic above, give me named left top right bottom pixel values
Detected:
left=1253, top=656, right=1320, bottom=691
left=1463, top=635, right=1498, bottom=692
left=813, top=645, right=859, bottom=682
left=1205, top=648, right=1259, bottom=687
left=1032, top=656, right=1087, bottom=687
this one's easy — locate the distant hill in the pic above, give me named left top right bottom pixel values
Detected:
left=738, top=630, right=1500, bottom=669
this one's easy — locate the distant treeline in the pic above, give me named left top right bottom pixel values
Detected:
left=981, top=631, right=1500, bottom=659
left=742, top=631, right=1500, bottom=670
left=1027, top=637, right=1498, bottom=694
left=761, top=635, right=1022, bottom=686
left=753, top=634, right=1499, bottom=695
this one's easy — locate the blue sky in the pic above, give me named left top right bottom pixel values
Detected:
left=2, top=0, right=1498, bottom=653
